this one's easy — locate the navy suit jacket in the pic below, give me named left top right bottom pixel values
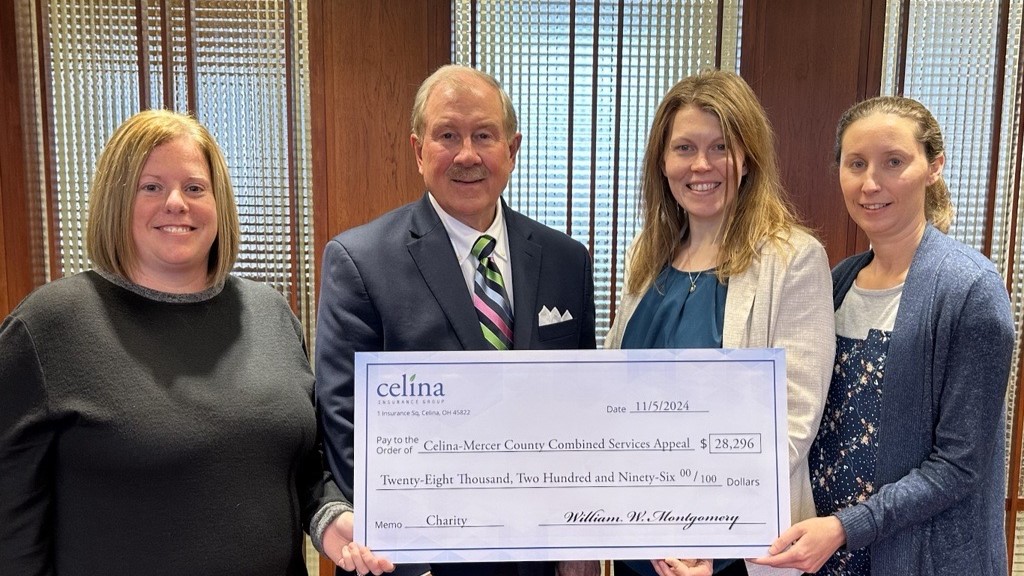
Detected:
left=315, top=194, right=597, bottom=576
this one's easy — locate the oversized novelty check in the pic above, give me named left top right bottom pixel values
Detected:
left=353, top=348, right=789, bottom=562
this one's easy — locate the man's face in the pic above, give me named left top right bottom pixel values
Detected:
left=411, top=75, right=521, bottom=231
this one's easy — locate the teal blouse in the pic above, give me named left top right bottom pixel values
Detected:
left=619, top=264, right=732, bottom=575
left=620, top=265, right=727, bottom=349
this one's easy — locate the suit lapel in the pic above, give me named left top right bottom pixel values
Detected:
left=407, top=195, right=488, bottom=350
left=505, top=205, right=541, bottom=350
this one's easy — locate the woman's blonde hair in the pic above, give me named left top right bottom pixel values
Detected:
left=834, top=95, right=953, bottom=232
left=627, top=69, right=802, bottom=294
left=86, top=109, right=240, bottom=286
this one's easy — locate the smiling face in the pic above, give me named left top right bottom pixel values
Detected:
left=838, top=112, right=944, bottom=244
left=411, top=74, right=522, bottom=231
left=661, top=105, right=746, bottom=232
left=130, top=136, right=218, bottom=292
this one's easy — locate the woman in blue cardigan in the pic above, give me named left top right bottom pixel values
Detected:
left=752, top=96, right=1014, bottom=575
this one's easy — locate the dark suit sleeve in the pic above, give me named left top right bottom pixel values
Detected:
left=314, top=239, right=430, bottom=576
left=315, top=239, right=383, bottom=501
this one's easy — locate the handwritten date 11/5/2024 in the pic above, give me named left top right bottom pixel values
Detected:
left=617, top=401, right=694, bottom=412
left=608, top=403, right=762, bottom=454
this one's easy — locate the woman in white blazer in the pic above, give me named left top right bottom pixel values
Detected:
left=605, top=70, right=834, bottom=576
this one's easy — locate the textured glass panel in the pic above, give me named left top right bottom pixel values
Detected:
left=882, top=0, right=1022, bottom=258
left=35, top=0, right=315, bottom=345
left=48, top=0, right=142, bottom=276
left=167, top=0, right=190, bottom=112
left=15, top=0, right=49, bottom=283
left=144, top=2, right=166, bottom=111
left=880, top=1, right=902, bottom=100
left=1016, top=510, right=1024, bottom=574
left=290, top=0, right=317, bottom=348
left=882, top=0, right=1024, bottom=561
left=720, top=0, right=742, bottom=74
left=191, top=0, right=293, bottom=288
left=896, top=2, right=999, bottom=250
left=1000, top=0, right=1024, bottom=504
left=185, top=0, right=314, bottom=345
left=992, top=0, right=1023, bottom=289
left=454, top=0, right=740, bottom=344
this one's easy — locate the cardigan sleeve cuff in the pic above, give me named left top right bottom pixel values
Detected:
left=835, top=504, right=877, bottom=551
left=309, top=500, right=353, bottom=555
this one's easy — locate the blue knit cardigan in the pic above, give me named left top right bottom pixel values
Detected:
left=829, top=225, right=1013, bottom=575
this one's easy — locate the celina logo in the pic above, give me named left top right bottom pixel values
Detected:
left=376, top=373, right=445, bottom=398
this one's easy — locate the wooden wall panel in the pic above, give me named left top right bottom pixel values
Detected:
left=307, top=4, right=450, bottom=573
left=741, top=0, right=885, bottom=265
left=0, top=169, right=8, bottom=316
left=310, top=0, right=451, bottom=289
left=0, top=0, right=35, bottom=317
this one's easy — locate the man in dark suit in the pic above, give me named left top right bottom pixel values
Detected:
left=315, top=65, right=596, bottom=576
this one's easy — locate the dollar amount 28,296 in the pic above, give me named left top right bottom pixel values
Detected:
left=702, top=433, right=762, bottom=453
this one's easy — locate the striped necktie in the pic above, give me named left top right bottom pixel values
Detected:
left=471, top=235, right=514, bottom=350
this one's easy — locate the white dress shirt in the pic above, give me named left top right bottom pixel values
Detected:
left=428, top=192, right=514, bottom=308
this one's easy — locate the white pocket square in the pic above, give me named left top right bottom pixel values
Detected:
left=538, top=306, right=573, bottom=326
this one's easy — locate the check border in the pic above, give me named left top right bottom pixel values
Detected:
left=353, top=349, right=789, bottom=562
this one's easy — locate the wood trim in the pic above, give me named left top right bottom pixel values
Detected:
left=34, top=0, right=60, bottom=282
left=470, top=0, right=477, bottom=67
left=159, top=0, right=173, bottom=108
left=714, top=0, right=724, bottom=69
left=1004, top=0, right=1024, bottom=302
left=606, top=0, right=624, bottom=324
left=0, top=0, right=34, bottom=316
left=1002, top=6, right=1024, bottom=302
left=895, top=0, right=910, bottom=95
left=308, top=0, right=327, bottom=309
left=982, top=0, right=1012, bottom=260
left=0, top=2, right=15, bottom=314
left=135, top=0, right=150, bottom=108
left=566, top=0, right=577, bottom=238
left=284, top=0, right=299, bottom=314
left=183, top=0, right=197, bottom=113
left=606, top=0, right=622, bottom=258
left=1002, top=0, right=1024, bottom=559
left=1009, top=345, right=1024, bottom=562
left=586, top=0, right=600, bottom=259
left=307, top=4, right=327, bottom=565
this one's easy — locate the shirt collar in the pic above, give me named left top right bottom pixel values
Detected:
left=427, top=193, right=508, bottom=264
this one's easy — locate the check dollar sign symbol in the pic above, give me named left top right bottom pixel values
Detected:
left=701, top=438, right=707, bottom=450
